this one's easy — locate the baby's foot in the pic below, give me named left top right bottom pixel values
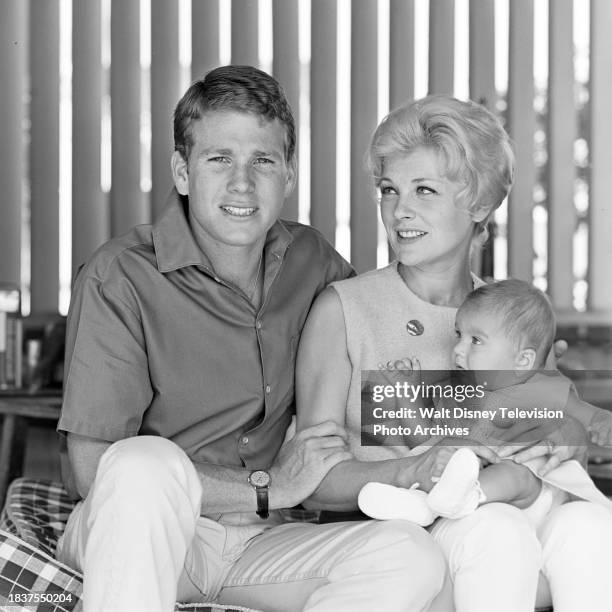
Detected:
left=358, top=482, right=436, bottom=526
left=427, top=448, right=486, bottom=519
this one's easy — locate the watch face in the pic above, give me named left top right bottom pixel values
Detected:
left=250, top=470, right=271, bottom=487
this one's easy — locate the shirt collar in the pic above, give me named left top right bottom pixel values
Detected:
left=152, top=188, right=294, bottom=273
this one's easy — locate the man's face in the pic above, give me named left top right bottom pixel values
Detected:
left=172, top=110, right=296, bottom=251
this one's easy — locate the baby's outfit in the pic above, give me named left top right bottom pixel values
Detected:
left=359, top=371, right=612, bottom=528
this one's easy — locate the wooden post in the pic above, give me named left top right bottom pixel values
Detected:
left=151, top=0, right=180, bottom=220
left=192, top=0, right=220, bottom=79
left=469, top=0, right=497, bottom=278
left=507, top=0, right=535, bottom=281
left=29, top=0, right=60, bottom=313
left=231, top=0, right=259, bottom=66
left=389, top=0, right=415, bottom=109
left=110, top=0, right=147, bottom=235
left=273, top=0, right=300, bottom=221
left=350, top=0, right=378, bottom=273
left=429, top=0, right=455, bottom=95
left=589, top=0, right=612, bottom=311
left=547, top=0, right=574, bottom=309
left=73, top=0, right=108, bottom=273
left=469, top=0, right=496, bottom=108
left=0, top=0, right=26, bottom=287
left=310, top=0, right=337, bottom=244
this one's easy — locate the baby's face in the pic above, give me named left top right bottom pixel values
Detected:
left=452, top=309, right=519, bottom=370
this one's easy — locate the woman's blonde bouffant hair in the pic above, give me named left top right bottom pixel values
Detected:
left=366, top=95, right=515, bottom=246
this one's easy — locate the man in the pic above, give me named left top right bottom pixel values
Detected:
left=57, top=65, right=448, bottom=612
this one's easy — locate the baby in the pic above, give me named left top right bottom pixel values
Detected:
left=359, top=279, right=612, bottom=527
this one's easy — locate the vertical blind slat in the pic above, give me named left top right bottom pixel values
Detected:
left=231, top=0, right=258, bottom=66
left=507, top=0, right=535, bottom=281
left=29, top=0, right=60, bottom=313
left=468, top=0, right=496, bottom=279
left=389, top=0, right=415, bottom=109
left=547, top=0, right=574, bottom=309
left=192, top=0, right=220, bottom=79
left=589, top=0, right=612, bottom=311
left=110, top=0, right=147, bottom=235
left=428, top=0, right=455, bottom=95
left=273, top=0, right=299, bottom=221
left=469, top=0, right=496, bottom=108
left=310, top=0, right=337, bottom=244
left=151, top=0, right=180, bottom=220
left=350, top=0, right=378, bottom=273
left=0, top=0, right=26, bottom=286
left=73, top=0, right=107, bottom=273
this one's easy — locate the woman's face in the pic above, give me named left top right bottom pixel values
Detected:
left=378, top=148, right=478, bottom=272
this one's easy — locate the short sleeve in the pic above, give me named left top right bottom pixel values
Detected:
left=58, top=271, right=153, bottom=442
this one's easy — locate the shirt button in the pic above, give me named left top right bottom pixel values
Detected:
left=265, top=385, right=271, bottom=394
left=273, top=252, right=281, bottom=260
left=241, top=436, right=249, bottom=445
left=256, top=321, right=262, bottom=330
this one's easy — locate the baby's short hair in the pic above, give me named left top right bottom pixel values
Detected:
left=460, top=279, right=556, bottom=367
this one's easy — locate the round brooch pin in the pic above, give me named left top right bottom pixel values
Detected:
left=406, top=319, right=424, bottom=336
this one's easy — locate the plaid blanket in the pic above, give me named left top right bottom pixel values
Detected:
left=0, top=478, right=260, bottom=612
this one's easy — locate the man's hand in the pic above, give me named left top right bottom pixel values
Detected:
left=269, top=420, right=353, bottom=509
left=497, top=416, right=588, bottom=475
left=545, top=339, right=568, bottom=368
left=589, top=409, right=612, bottom=447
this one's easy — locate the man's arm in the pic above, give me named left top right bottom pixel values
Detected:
left=66, top=433, right=112, bottom=500
left=67, top=420, right=353, bottom=514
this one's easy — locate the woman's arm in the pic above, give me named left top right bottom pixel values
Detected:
left=295, top=287, right=406, bottom=509
left=295, top=287, right=473, bottom=510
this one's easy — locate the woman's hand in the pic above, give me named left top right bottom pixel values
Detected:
left=496, top=416, right=588, bottom=475
left=397, top=439, right=499, bottom=492
left=397, top=446, right=456, bottom=492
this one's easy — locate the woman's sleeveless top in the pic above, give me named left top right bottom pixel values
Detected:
left=331, top=262, right=465, bottom=461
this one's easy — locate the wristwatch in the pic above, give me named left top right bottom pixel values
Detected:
left=248, top=469, right=271, bottom=519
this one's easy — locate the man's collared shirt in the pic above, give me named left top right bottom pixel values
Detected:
left=59, top=191, right=353, bottom=480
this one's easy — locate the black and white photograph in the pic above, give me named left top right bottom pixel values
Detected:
left=1, top=1, right=611, bottom=611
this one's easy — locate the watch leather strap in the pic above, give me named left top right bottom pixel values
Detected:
left=255, top=486, right=269, bottom=519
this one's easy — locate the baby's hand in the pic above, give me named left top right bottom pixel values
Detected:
left=377, top=356, right=421, bottom=373
left=376, top=356, right=421, bottom=386
left=589, top=409, right=612, bottom=447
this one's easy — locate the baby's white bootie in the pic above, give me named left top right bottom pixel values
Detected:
left=427, top=448, right=486, bottom=519
left=358, top=482, right=436, bottom=526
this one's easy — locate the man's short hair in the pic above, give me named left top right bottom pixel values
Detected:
left=459, top=279, right=556, bottom=367
left=174, top=65, right=296, bottom=162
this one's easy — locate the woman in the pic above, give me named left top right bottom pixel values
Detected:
left=296, top=95, right=612, bottom=612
